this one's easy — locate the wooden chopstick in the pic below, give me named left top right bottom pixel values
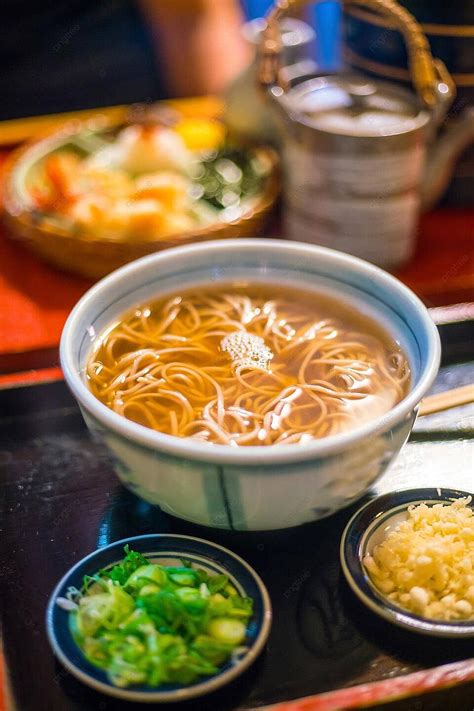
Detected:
left=419, top=383, right=474, bottom=416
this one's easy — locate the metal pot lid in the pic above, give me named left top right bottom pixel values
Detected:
left=284, top=75, right=429, bottom=137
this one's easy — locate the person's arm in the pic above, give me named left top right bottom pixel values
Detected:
left=138, top=0, right=251, bottom=96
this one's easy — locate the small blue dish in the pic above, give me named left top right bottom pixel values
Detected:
left=46, top=534, right=272, bottom=703
left=340, top=488, right=474, bottom=638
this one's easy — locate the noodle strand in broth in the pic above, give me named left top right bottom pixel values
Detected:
left=87, top=284, right=410, bottom=446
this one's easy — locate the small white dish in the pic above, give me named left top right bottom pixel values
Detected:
left=340, top=488, right=474, bottom=638
left=46, top=534, right=272, bottom=703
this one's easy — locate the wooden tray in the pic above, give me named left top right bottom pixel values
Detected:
left=1, top=311, right=473, bottom=711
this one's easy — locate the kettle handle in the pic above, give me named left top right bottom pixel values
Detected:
left=258, top=0, right=454, bottom=110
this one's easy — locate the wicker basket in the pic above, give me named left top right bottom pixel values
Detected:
left=2, top=124, right=280, bottom=279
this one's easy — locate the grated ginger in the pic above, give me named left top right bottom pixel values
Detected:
left=363, top=497, right=474, bottom=621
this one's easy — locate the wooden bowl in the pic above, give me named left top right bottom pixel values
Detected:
left=2, top=123, right=279, bottom=279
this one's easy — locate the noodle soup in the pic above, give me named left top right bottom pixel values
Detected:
left=87, top=284, right=410, bottom=446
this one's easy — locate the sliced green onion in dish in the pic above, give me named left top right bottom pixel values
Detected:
left=64, top=545, right=254, bottom=689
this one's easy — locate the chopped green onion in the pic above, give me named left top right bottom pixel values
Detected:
left=208, top=618, right=246, bottom=646
left=68, top=547, right=254, bottom=689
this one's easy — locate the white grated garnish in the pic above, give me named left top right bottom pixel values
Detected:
left=220, top=331, right=273, bottom=371
left=364, top=497, right=474, bottom=621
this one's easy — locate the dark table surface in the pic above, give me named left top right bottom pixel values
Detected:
left=1, top=317, right=473, bottom=711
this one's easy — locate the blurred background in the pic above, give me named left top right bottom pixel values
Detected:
left=0, top=1, right=341, bottom=119
left=2, top=0, right=472, bottom=205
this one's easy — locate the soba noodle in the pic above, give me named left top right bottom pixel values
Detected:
left=87, top=284, right=410, bottom=446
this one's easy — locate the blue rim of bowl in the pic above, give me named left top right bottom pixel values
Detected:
left=340, top=488, right=474, bottom=638
left=46, top=534, right=272, bottom=703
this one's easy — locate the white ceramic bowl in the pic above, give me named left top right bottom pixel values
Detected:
left=60, top=239, right=440, bottom=531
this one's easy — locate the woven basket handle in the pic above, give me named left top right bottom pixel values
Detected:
left=258, top=0, right=453, bottom=109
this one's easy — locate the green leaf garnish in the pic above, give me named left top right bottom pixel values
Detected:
left=99, top=545, right=149, bottom=586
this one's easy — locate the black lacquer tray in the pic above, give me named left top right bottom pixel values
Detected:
left=1, top=310, right=473, bottom=711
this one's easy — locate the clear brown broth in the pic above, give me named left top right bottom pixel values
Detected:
left=87, top=283, right=410, bottom=446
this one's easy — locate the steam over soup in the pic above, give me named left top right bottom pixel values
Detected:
left=86, top=284, right=410, bottom=446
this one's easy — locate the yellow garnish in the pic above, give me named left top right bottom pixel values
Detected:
left=364, top=497, right=474, bottom=621
left=175, top=118, right=225, bottom=151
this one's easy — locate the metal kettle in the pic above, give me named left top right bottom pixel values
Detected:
left=258, top=0, right=473, bottom=267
